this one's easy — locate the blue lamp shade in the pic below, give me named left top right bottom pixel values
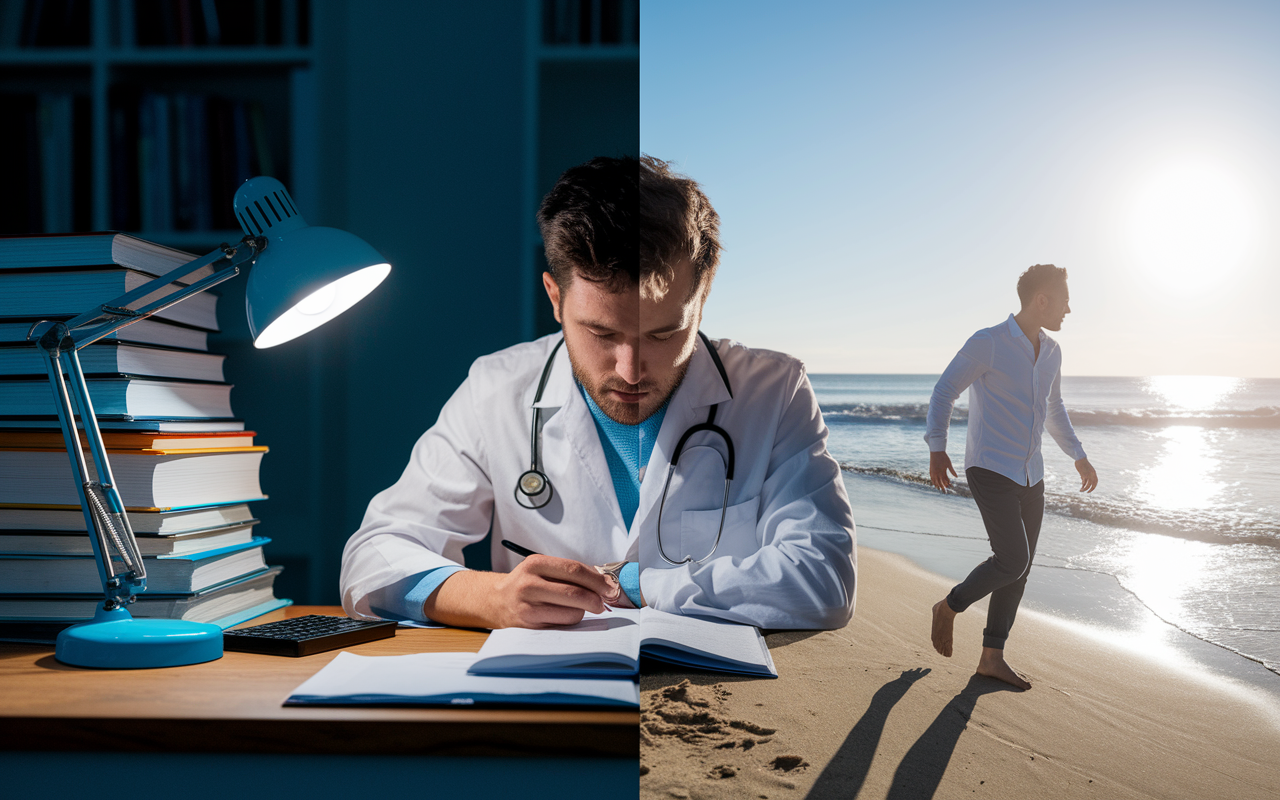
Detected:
left=234, top=177, right=391, bottom=349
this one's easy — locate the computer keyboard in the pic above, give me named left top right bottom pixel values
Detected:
left=222, top=614, right=398, bottom=657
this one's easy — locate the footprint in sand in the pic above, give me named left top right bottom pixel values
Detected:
left=642, top=680, right=777, bottom=745
left=770, top=755, right=810, bottom=772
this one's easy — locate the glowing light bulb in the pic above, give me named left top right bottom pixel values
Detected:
left=294, top=283, right=337, bottom=316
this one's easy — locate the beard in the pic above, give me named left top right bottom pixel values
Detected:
left=570, top=352, right=690, bottom=426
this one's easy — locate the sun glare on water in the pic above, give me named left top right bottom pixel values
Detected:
left=1128, top=161, right=1256, bottom=294
left=1143, top=375, right=1243, bottom=410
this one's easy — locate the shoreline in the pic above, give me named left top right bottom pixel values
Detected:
left=845, top=472, right=1280, bottom=695
left=640, top=546, right=1280, bottom=799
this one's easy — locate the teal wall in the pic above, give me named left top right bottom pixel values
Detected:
left=213, top=1, right=639, bottom=604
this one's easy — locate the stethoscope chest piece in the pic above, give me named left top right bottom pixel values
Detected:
left=516, top=332, right=736, bottom=554
left=515, top=338, right=564, bottom=511
left=515, top=468, right=553, bottom=509
left=519, top=470, right=546, bottom=496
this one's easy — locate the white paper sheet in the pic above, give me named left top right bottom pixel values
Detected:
left=285, top=651, right=639, bottom=708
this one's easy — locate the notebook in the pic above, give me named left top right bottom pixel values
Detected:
left=469, top=607, right=777, bottom=679
left=285, top=651, right=639, bottom=709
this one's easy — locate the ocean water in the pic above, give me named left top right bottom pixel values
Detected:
left=814, top=373, right=1280, bottom=680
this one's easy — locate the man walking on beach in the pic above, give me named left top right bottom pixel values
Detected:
left=924, top=264, right=1098, bottom=689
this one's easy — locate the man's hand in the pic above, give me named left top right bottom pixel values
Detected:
left=930, top=450, right=957, bottom=492
left=423, top=554, right=621, bottom=629
left=1075, top=457, right=1098, bottom=493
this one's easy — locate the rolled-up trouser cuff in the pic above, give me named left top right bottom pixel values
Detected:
left=945, top=589, right=966, bottom=614
left=982, top=629, right=1007, bottom=650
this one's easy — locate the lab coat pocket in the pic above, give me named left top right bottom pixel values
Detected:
left=680, top=495, right=761, bottom=563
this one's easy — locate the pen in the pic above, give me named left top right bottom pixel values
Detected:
left=501, top=539, right=614, bottom=612
left=501, top=540, right=539, bottom=558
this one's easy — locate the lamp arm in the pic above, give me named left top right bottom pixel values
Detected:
left=37, top=236, right=266, bottom=350
left=28, top=236, right=264, bottom=611
left=38, top=335, right=146, bottom=609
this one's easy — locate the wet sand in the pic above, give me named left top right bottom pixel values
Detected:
left=640, top=547, right=1280, bottom=799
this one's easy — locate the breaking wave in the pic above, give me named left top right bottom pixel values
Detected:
left=823, top=404, right=1280, bottom=429
left=840, top=463, right=1280, bottom=545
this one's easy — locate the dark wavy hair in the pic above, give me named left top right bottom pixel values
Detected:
left=537, top=156, right=638, bottom=294
left=639, top=154, right=721, bottom=301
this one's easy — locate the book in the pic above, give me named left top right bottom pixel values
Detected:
left=150, top=93, right=174, bottom=232
left=0, top=377, right=233, bottom=419
left=0, top=317, right=209, bottom=350
left=0, top=95, right=40, bottom=234
left=0, top=521, right=258, bottom=556
left=0, top=536, right=270, bottom=594
left=0, top=269, right=219, bottom=331
left=0, top=1, right=26, bottom=49
left=469, top=607, right=778, bottom=679
left=37, top=93, right=73, bottom=234
left=285, top=651, right=640, bottom=710
left=0, top=232, right=207, bottom=279
left=0, top=447, right=267, bottom=509
left=0, top=341, right=225, bottom=381
left=0, top=418, right=245, bottom=432
left=0, top=566, right=287, bottom=627
left=110, top=96, right=141, bottom=231
left=0, top=429, right=255, bottom=451
left=0, top=502, right=257, bottom=533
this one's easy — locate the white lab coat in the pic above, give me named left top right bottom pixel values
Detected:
left=340, top=333, right=856, bottom=630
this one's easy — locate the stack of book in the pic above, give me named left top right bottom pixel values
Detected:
left=0, top=232, right=289, bottom=642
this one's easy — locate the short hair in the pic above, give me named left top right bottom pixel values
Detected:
left=1016, top=264, right=1068, bottom=307
left=537, top=156, right=638, bottom=294
left=639, top=155, right=721, bottom=301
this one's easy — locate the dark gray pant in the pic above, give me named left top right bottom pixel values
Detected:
left=945, top=467, right=1045, bottom=650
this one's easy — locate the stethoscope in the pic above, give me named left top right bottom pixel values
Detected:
left=515, top=332, right=735, bottom=566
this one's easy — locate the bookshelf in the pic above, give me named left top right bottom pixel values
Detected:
left=0, top=1, right=638, bottom=605
left=523, top=0, right=639, bottom=340
left=0, top=0, right=316, bottom=252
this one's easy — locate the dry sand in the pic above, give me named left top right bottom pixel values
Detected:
left=640, top=547, right=1280, bottom=800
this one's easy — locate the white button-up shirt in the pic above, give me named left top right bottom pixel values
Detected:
left=924, top=314, right=1086, bottom=486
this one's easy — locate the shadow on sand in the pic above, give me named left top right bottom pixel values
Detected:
left=885, top=673, right=1021, bottom=800
left=808, top=671, right=1019, bottom=800
left=805, top=667, right=930, bottom=799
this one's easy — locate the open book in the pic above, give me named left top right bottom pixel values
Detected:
left=469, top=607, right=777, bottom=679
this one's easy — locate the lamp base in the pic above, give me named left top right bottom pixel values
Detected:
left=55, top=605, right=223, bottom=669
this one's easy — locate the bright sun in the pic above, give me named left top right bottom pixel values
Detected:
left=1128, top=161, right=1256, bottom=294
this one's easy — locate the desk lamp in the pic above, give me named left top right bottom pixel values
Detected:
left=29, top=177, right=390, bottom=668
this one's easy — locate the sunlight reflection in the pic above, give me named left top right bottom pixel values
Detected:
left=1136, top=426, right=1226, bottom=511
left=1143, top=375, right=1243, bottom=410
left=1116, top=535, right=1214, bottom=621
left=1077, top=533, right=1217, bottom=650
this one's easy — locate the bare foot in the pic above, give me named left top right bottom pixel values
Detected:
left=931, top=599, right=956, bottom=657
left=976, top=647, right=1032, bottom=690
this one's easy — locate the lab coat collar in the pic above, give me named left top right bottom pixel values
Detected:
left=631, top=336, right=732, bottom=544
left=530, top=335, right=574, bottom=409
left=528, top=335, right=627, bottom=530
left=677, top=336, right=734, bottom=410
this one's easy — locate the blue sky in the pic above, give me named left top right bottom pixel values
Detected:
left=641, top=1, right=1280, bottom=376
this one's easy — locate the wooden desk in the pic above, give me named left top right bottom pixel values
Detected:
left=0, top=605, right=637, bottom=759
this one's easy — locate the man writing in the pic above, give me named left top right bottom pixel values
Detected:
left=925, top=264, right=1098, bottom=689
left=340, top=156, right=855, bottom=630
